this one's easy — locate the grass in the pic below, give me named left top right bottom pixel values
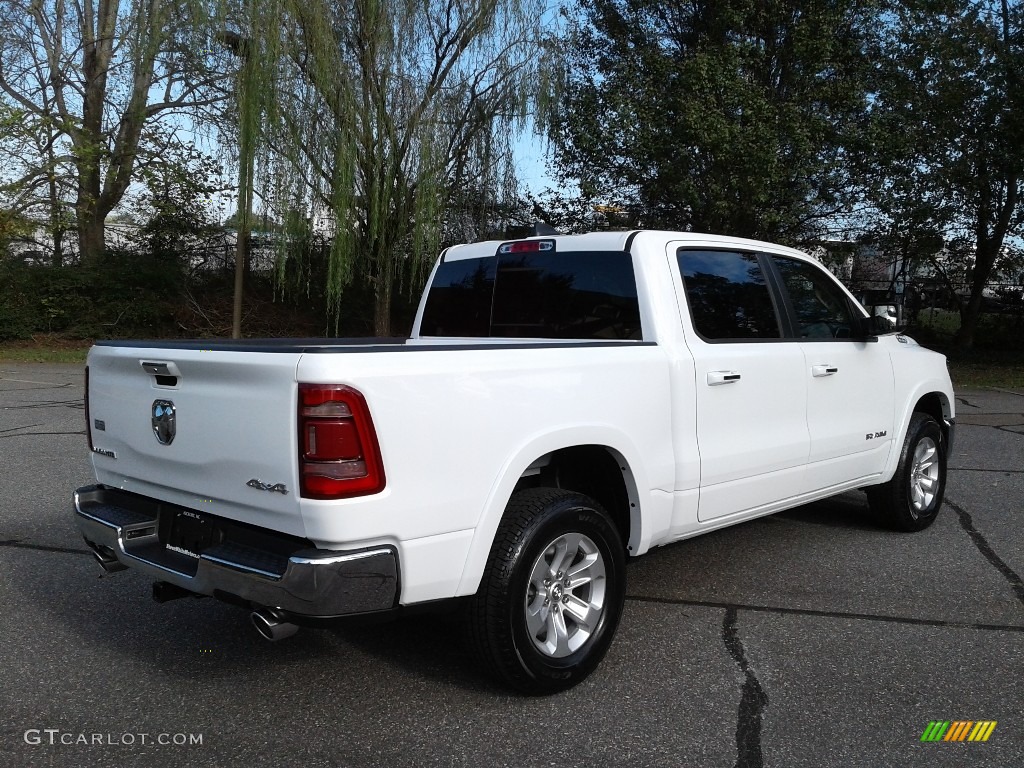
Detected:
left=907, top=307, right=1024, bottom=390
left=945, top=356, right=1024, bottom=390
left=0, top=336, right=91, bottom=364
left=0, top=347, right=89, bottom=364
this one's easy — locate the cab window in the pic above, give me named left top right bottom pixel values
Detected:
left=771, top=257, right=856, bottom=339
left=677, top=249, right=781, bottom=340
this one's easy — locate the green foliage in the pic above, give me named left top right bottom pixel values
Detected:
left=909, top=307, right=1024, bottom=352
left=0, top=252, right=185, bottom=340
left=859, top=0, right=1024, bottom=348
left=129, top=131, right=228, bottom=261
left=0, top=0, right=230, bottom=262
left=0, top=208, right=35, bottom=253
left=548, top=0, right=881, bottom=242
left=226, top=0, right=554, bottom=334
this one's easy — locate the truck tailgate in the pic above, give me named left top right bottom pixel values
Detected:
left=86, top=345, right=306, bottom=537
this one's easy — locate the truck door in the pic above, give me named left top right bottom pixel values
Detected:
left=672, top=247, right=810, bottom=522
left=766, top=255, right=896, bottom=489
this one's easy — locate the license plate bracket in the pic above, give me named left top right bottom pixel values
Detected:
left=166, top=509, right=221, bottom=559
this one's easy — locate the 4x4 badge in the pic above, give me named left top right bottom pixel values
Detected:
left=152, top=400, right=176, bottom=445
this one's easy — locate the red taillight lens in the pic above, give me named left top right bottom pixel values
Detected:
left=298, top=384, right=385, bottom=499
left=304, top=420, right=360, bottom=460
left=497, top=239, right=555, bottom=254
left=84, top=366, right=93, bottom=451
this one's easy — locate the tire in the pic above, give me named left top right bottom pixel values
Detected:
left=467, top=488, right=626, bottom=694
left=867, top=412, right=947, bottom=532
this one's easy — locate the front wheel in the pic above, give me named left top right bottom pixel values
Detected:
left=467, top=488, right=626, bottom=694
left=867, top=412, right=947, bottom=531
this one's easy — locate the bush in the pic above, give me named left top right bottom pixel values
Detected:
left=1, top=251, right=184, bottom=340
left=905, top=307, right=1024, bottom=353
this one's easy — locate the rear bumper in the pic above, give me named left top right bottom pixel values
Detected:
left=74, top=485, right=399, bottom=617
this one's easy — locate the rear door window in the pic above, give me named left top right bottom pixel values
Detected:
left=677, top=249, right=782, bottom=340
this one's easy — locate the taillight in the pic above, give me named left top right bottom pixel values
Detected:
left=497, top=239, right=555, bottom=254
left=84, top=366, right=93, bottom=451
left=298, top=384, right=385, bottom=499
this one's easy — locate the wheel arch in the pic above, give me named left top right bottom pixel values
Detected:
left=882, top=383, right=954, bottom=481
left=454, top=428, right=648, bottom=597
left=913, top=391, right=952, bottom=437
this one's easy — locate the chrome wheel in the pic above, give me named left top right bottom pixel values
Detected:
left=469, top=488, right=626, bottom=692
left=524, top=532, right=607, bottom=658
left=867, top=413, right=945, bottom=532
left=909, top=436, right=940, bottom=516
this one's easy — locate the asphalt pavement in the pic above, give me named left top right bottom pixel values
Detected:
left=0, top=363, right=1021, bottom=767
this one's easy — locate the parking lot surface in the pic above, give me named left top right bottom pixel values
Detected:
left=1, top=364, right=1021, bottom=767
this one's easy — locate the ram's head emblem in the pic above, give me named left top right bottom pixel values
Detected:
left=152, top=400, right=176, bottom=445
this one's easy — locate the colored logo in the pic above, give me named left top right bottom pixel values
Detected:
left=921, top=721, right=997, bottom=742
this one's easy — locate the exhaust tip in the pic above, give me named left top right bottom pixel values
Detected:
left=88, top=543, right=127, bottom=573
left=251, top=608, right=299, bottom=642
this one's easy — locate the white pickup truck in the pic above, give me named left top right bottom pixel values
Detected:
left=75, top=230, right=955, bottom=693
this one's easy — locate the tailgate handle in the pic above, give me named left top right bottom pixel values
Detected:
left=141, top=360, right=181, bottom=387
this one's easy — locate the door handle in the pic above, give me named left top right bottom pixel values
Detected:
left=811, top=365, right=838, bottom=377
left=707, top=370, right=742, bottom=386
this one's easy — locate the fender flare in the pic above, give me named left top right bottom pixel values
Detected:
left=453, top=425, right=651, bottom=597
left=882, top=380, right=954, bottom=481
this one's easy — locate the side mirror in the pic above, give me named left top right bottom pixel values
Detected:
left=852, top=314, right=894, bottom=340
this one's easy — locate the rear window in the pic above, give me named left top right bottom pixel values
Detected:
left=420, top=250, right=641, bottom=339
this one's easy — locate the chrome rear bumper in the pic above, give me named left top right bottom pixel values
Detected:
left=74, top=485, right=399, bottom=617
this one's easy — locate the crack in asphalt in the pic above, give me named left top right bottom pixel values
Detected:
left=0, top=431, right=85, bottom=439
left=722, top=607, right=768, bottom=768
left=0, top=540, right=92, bottom=556
left=0, top=380, right=73, bottom=387
left=626, top=595, right=1024, bottom=632
left=2, top=397, right=84, bottom=411
left=956, top=396, right=980, bottom=408
left=0, top=423, right=44, bottom=434
left=0, top=385, right=74, bottom=397
left=949, top=466, right=1024, bottom=474
left=993, top=424, right=1024, bottom=437
left=946, top=498, right=1024, bottom=608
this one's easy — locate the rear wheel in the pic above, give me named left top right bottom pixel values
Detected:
left=467, top=488, right=626, bottom=694
left=867, top=412, right=947, bottom=531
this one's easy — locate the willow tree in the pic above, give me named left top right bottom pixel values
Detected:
left=234, top=0, right=553, bottom=336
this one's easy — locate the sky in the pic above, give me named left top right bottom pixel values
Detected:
left=513, top=124, right=557, bottom=197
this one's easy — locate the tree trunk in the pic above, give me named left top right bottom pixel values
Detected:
left=52, top=226, right=65, bottom=268
left=373, top=251, right=394, bottom=337
left=232, top=230, right=248, bottom=339
left=956, top=242, right=1000, bottom=351
left=49, top=176, right=65, bottom=267
left=76, top=205, right=105, bottom=262
left=955, top=289, right=985, bottom=351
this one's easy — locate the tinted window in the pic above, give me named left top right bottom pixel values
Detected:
left=420, top=250, right=641, bottom=339
left=678, top=250, right=780, bottom=340
left=419, top=257, right=495, bottom=337
left=771, top=257, right=855, bottom=339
